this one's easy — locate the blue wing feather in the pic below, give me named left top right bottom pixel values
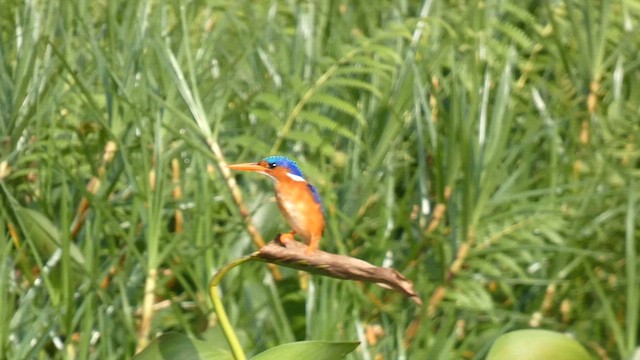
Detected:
left=307, top=183, right=324, bottom=208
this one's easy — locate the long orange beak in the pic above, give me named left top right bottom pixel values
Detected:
left=227, top=163, right=267, bottom=172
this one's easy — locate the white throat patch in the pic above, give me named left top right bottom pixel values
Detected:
left=286, top=173, right=306, bottom=182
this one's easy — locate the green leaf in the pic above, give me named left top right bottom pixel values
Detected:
left=254, top=93, right=285, bottom=111
left=335, top=65, right=392, bottom=82
left=324, top=78, right=383, bottom=98
left=16, top=207, right=85, bottom=266
left=309, top=93, right=365, bottom=126
left=486, top=329, right=591, bottom=360
left=251, top=341, right=359, bottom=360
left=132, top=333, right=233, bottom=360
left=297, top=111, right=358, bottom=141
left=493, top=22, right=534, bottom=51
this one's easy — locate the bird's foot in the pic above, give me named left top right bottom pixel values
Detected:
left=277, top=232, right=296, bottom=245
left=305, top=238, right=320, bottom=255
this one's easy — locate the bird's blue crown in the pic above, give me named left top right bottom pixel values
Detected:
left=263, top=156, right=304, bottom=177
left=262, top=156, right=323, bottom=207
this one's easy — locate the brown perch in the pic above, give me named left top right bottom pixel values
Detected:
left=251, top=236, right=422, bottom=306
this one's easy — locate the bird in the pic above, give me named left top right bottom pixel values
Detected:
left=227, top=156, right=325, bottom=254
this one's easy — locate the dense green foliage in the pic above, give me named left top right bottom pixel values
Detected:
left=1, top=0, right=639, bottom=359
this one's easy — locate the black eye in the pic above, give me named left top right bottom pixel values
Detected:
left=268, top=163, right=277, bottom=169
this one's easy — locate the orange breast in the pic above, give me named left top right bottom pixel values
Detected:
left=274, top=180, right=324, bottom=243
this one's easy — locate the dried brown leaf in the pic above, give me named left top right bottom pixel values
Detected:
left=251, top=238, right=422, bottom=306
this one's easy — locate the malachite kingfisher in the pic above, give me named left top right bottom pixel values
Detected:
left=228, top=156, right=325, bottom=254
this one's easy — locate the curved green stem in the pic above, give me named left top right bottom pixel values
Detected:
left=209, top=284, right=246, bottom=360
left=208, top=255, right=255, bottom=360
left=211, top=255, right=256, bottom=287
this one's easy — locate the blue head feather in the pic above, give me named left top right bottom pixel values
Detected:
left=262, top=156, right=324, bottom=207
left=263, top=156, right=305, bottom=177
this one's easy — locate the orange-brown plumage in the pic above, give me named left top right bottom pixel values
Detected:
left=228, top=156, right=324, bottom=254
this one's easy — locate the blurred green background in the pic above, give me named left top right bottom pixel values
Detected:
left=1, top=0, right=639, bottom=359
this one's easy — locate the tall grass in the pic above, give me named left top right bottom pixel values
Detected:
left=1, top=0, right=638, bottom=359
